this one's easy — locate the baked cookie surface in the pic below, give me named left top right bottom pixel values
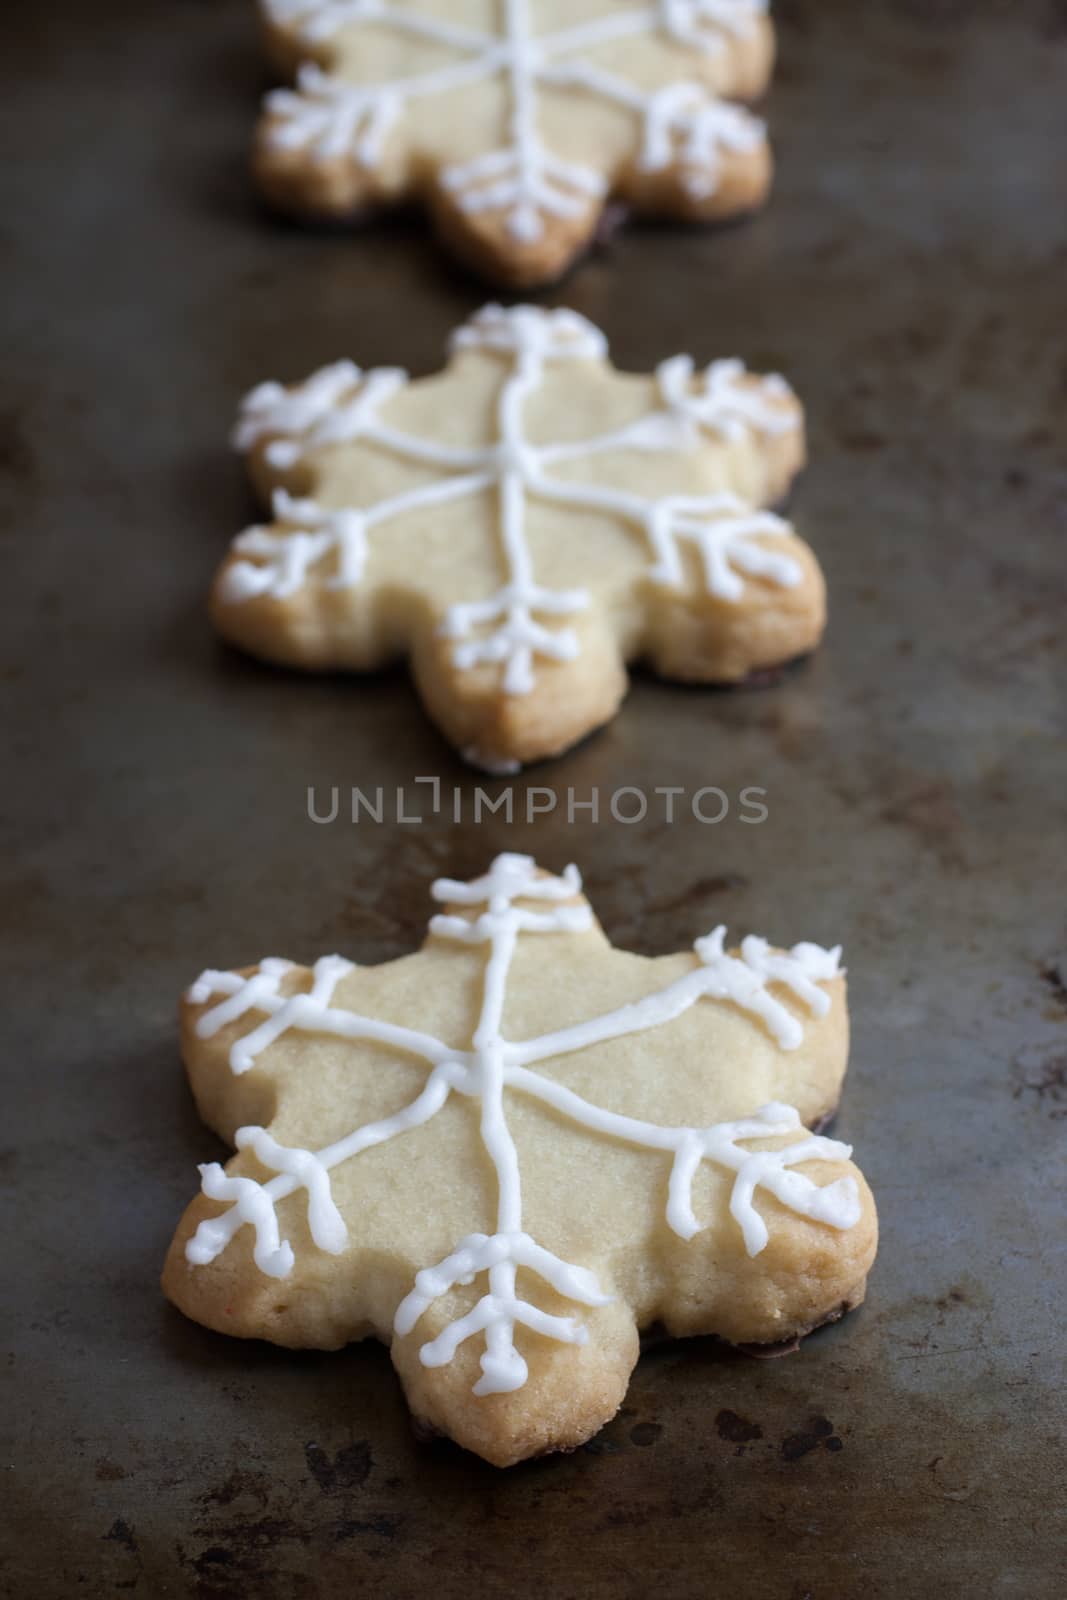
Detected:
left=254, top=0, right=776, bottom=285
left=164, top=853, right=877, bottom=1467
left=215, top=304, right=820, bottom=770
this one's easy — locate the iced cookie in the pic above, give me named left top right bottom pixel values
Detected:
left=254, top=0, right=777, bottom=286
left=164, top=853, right=878, bottom=1468
left=214, top=304, right=820, bottom=771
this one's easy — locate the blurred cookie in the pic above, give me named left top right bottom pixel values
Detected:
left=254, top=0, right=777, bottom=285
left=214, top=304, right=819, bottom=770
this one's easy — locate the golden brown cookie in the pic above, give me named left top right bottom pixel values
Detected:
left=214, top=304, right=820, bottom=770
left=164, top=853, right=877, bottom=1467
left=254, top=0, right=777, bottom=286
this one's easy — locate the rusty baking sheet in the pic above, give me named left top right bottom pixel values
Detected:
left=2, top=1, right=1065, bottom=1595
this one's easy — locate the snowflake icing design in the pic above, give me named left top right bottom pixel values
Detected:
left=221, top=304, right=807, bottom=725
left=184, top=853, right=861, bottom=1399
left=256, top=0, right=774, bottom=279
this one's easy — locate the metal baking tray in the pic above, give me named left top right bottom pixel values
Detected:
left=3, top=1, right=1064, bottom=1594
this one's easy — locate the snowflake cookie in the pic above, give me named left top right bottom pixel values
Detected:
left=215, top=303, right=820, bottom=770
left=164, top=853, right=878, bottom=1467
left=253, top=0, right=777, bottom=285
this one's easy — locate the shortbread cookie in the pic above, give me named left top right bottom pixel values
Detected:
left=214, top=304, right=820, bottom=770
left=254, top=0, right=776, bottom=286
left=164, top=853, right=877, bottom=1468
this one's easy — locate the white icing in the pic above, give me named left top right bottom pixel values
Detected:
left=638, top=89, right=763, bottom=198
left=191, top=1126, right=349, bottom=1277
left=266, top=0, right=496, bottom=51
left=644, top=492, right=800, bottom=600
left=693, top=927, right=841, bottom=1049
left=185, top=852, right=860, bottom=1395
left=265, top=1, right=376, bottom=43
left=192, top=950, right=454, bottom=1075
left=450, top=303, right=607, bottom=364
left=393, top=1231, right=611, bottom=1395
left=223, top=305, right=802, bottom=692
left=261, top=0, right=767, bottom=238
left=658, top=355, right=796, bottom=441
left=660, top=0, right=769, bottom=49
left=221, top=490, right=369, bottom=602
left=232, top=361, right=407, bottom=467
left=461, top=746, right=523, bottom=777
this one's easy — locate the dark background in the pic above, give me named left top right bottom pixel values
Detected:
left=2, top=1, right=1065, bottom=1595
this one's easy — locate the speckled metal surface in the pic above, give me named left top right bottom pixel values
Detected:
left=2, top=1, right=1065, bottom=1595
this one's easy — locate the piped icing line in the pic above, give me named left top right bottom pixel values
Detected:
left=220, top=491, right=370, bottom=603
left=190, top=952, right=454, bottom=1075
left=232, top=362, right=401, bottom=467
left=185, top=853, right=858, bottom=1395
left=259, top=0, right=767, bottom=239
left=223, top=305, right=801, bottom=690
